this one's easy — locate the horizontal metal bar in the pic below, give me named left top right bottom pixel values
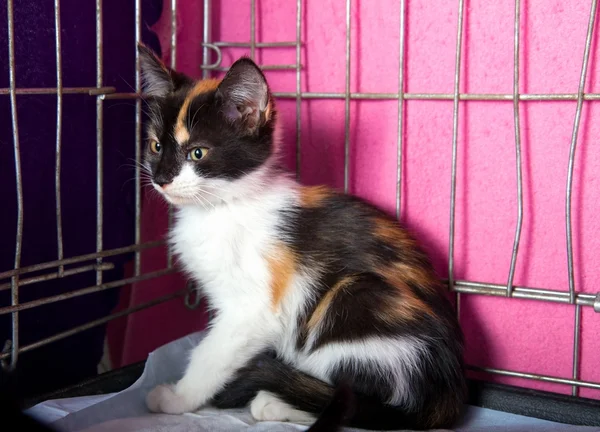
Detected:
left=0, top=268, right=177, bottom=316
left=451, top=279, right=598, bottom=308
left=0, top=240, right=166, bottom=280
left=101, top=92, right=140, bottom=100
left=0, top=288, right=187, bottom=361
left=0, top=87, right=116, bottom=96
left=272, top=92, right=600, bottom=101
left=214, top=41, right=297, bottom=48
left=0, top=263, right=114, bottom=292
left=468, top=365, right=600, bottom=390
left=99, top=91, right=600, bottom=103
left=210, top=64, right=297, bottom=72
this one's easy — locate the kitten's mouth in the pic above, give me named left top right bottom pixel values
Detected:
left=154, top=183, right=217, bottom=207
left=153, top=184, right=192, bottom=206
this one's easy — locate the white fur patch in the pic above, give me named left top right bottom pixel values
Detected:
left=250, top=391, right=315, bottom=424
left=296, top=336, right=427, bottom=406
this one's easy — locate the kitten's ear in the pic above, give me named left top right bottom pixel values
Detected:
left=216, top=57, right=272, bottom=132
left=138, top=43, right=178, bottom=98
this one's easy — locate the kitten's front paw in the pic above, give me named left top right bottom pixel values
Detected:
left=146, top=384, right=194, bottom=414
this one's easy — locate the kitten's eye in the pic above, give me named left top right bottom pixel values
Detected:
left=150, top=140, right=162, bottom=154
left=188, top=147, right=209, bottom=161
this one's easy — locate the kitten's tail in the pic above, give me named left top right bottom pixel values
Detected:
left=212, top=352, right=435, bottom=431
left=303, top=381, right=355, bottom=432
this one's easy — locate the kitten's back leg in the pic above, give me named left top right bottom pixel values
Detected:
left=250, top=391, right=316, bottom=424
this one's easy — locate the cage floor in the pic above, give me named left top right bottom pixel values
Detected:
left=28, top=333, right=600, bottom=432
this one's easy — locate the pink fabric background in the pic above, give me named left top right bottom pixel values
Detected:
left=116, top=0, right=600, bottom=400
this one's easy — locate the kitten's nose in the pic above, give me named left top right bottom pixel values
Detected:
left=154, top=179, right=171, bottom=188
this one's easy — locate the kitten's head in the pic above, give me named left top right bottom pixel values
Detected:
left=138, top=44, right=278, bottom=207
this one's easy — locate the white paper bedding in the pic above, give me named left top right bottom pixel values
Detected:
left=27, top=332, right=600, bottom=432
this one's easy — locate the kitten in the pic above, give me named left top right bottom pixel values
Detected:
left=139, top=44, right=466, bottom=431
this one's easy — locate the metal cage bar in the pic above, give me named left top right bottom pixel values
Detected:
left=343, top=0, right=351, bottom=193
left=506, top=0, right=524, bottom=298
left=566, top=0, right=598, bottom=306
left=295, top=0, right=302, bottom=181
left=134, top=0, right=143, bottom=276
left=167, top=0, right=177, bottom=268
left=449, top=0, right=466, bottom=317
left=95, top=0, right=104, bottom=288
left=69, top=89, right=600, bottom=102
left=0, top=288, right=188, bottom=362
left=202, top=1, right=211, bottom=79
left=55, top=0, right=65, bottom=279
left=566, top=0, right=599, bottom=397
left=3, top=0, right=22, bottom=372
left=250, top=0, right=256, bottom=60
left=395, top=0, right=406, bottom=220
left=572, top=305, right=582, bottom=396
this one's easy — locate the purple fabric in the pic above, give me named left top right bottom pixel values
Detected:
left=0, top=0, right=163, bottom=397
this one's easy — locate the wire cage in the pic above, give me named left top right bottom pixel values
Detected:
left=2, top=0, right=600, bottom=423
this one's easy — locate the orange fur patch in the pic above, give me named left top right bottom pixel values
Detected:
left=267, top=244, right=296, bottom=309
left=372, top=216, right=416, bottom=249
left=307, top=275, right=356, bottom=331
left=372, top=216, right=437, bottom=294
left=300, top=186, right=331, bottom=208
left=174, top=78, right=221, bottom=144
left=372, top=218, right=435, bottom=319
left=376, top=266, right=434, bottom=321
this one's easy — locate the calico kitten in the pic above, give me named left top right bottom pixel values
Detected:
left=139, top=44, right=466, bottom=430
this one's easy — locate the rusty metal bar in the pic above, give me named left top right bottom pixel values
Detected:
left=0, top=86, right=116, bottom=95
left=0, top=263, right=114, bottom=292
left=0, top=269, right=177, bottom=316
left=396, top=0, right=406, bottom=219
left=468, top=365, right=600, bottom=390
left=449, top=0, right=466, bottom=317
left=3, top=0, right=22, bottom=372
left=0, top=241, right=165, bottom=280
left=134, top=0, right=142, bottom=276
left=55, top=0, right=65, bottom=278
left=0, top=289, right=187, bottom=361
left=96, top=0, right=104, bottom=287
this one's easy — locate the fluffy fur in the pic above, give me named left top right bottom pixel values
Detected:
left=139, top=43, right=466, bottom=431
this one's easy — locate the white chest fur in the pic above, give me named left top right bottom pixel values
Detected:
left=169, top=188, right=293, bottom=312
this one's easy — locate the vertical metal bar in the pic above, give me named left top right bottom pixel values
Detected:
left=96, top=0, right=104, bottom=285
left=572, top=305, right=581, bottom=396
left=170, top=0, right=177, bottom=68
left=202, top=0, right=211, bottom=79
left=507, top=0, right=524, bottom=297
left=343, top=0, right=351, bottom=194
left=201, top=0, right=212, bottom=322
left=4, top=0, right=22, bottom=371
left=167, top=0, right=177, bottom=268
left=566, top=0, right=597, bottom=397
left=55, top=0, right=64, bottom=277
left=449, top=0, right=466, bottom=316
left=134, top=0, right=142, bottom=276
left=566, top=0, right=597, bottom=304
left=295, top=0, right=302, bottom=181
left=250, top=0, right=256, bottom=60
left=396, top=0, right=406, bottom=220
